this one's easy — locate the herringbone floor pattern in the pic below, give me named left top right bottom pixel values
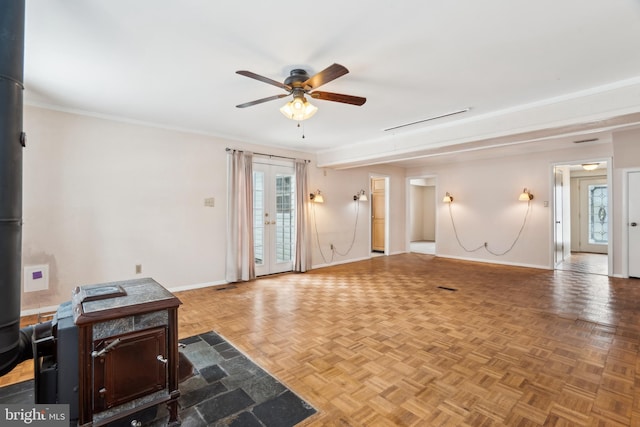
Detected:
left=4, top=254, right=640, bottom=426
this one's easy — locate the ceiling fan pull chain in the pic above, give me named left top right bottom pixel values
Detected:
left=296, top=121, right=305, bottom=139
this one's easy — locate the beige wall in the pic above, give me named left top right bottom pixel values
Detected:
left=21, top=106, right=406, bottom=312
left=22, top=106, right=230, bottom=310
left=407, top=143, right=615, bottom=269
left=307, top=163, right=407, bottom=266
left=20, top=104, right=640, bottom=313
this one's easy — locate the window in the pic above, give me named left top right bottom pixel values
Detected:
left=588, top=184, right=608, bottom=244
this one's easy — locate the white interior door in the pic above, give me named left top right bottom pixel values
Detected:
left=554, top=168, right=565, bottom=265
left=253, top=162, right=295, bottom=276
left=629, top=171, right=640, bottom=278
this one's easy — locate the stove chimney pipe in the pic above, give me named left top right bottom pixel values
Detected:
left=0, top=0, right=31, bottom=376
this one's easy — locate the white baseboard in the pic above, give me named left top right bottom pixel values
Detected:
left=21, top=305, right=59, bottom=318
left=20, top=280, right=229, bottom=318
left=436, top=254, right=551, bottom=271
left=168, top=280, right=228, bottom=293
left=312, top=255, right=371, bottom=270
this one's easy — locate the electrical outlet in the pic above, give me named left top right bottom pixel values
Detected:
left=204, top=197, right=215, bottom=207
left=330, top=243, right=334, bottom=250
left=135, top=264, right=142, bottom=274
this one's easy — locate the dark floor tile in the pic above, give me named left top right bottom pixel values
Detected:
left=241, top=374, right=286, bottom=405
left=180, top=379, right=228, bottom=409
left=176, top=406, right=208, bottom=427
left=221, top=367, right=268, bottom=390
left=196, top=388, right=255, bottom=424
left=200, top=331, right=225, bottom=346
left=220, top=355, right=266, bottom=379
left=180, top=335, right=203, bottom=345
left=213, top=411, right=263, bottom=427
left=0, top=380, right=34, bottom=404
left=252, top=391, right=316, bottom=427
left=214, top=341, right=242, bottom=359
left=183, top=341, right=224, bottom=370
left=199, top=364, right=227, bottom=383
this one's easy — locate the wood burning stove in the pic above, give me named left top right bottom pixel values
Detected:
left=35, top=278, right=181, bottom=426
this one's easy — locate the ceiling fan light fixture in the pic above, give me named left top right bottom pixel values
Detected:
left=280, top=95, right=318, bottom=121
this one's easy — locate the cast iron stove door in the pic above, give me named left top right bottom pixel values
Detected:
left=93, top=327, right=167, bottom=411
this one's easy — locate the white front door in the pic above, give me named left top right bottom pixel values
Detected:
left=628, top=171, right=640, bottom=278
left=253, top=162, right=295, bottom=276
left=578, top=177, right=608, bottom=254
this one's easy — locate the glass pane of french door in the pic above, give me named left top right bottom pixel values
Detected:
left=253, top=162, right=295, bottom=276
left=253, top=170, right=265, bottom=266
left=275, top=174, right=294, bottom=263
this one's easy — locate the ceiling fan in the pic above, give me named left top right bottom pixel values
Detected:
left=235, top=63, right=366, bottom=121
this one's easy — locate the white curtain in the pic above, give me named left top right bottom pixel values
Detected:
left=225, top=150, right=255, bottom=282
left=294, top=159, right=311, bottom=272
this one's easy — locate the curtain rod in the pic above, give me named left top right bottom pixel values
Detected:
left=225, top=147, right=310, bottom=163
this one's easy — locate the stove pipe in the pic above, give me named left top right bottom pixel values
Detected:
left=0, top=0, right=32, bottom=376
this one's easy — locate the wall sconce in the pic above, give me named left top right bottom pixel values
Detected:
left=582, top=163, right=599, bottom=171
left=353, top=189, right=368, bottom=201
left=442, top=192, right=454, bottom=203
left=519, top=188, right=533, bottom=201
left=309, top=190, right=324, bottom=203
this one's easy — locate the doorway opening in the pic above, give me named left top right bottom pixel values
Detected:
left=552, top=160, right=611, bottom=276
left=408, top=177, right=436, bottom=255
left=370, top=175, right=389, bottom=256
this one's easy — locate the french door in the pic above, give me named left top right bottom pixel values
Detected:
left=253, top=161, right=296, bottom=276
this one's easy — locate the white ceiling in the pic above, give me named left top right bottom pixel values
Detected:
left=23, top=0, right=640, bottom=168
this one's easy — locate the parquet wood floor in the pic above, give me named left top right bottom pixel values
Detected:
left=3, top=254, right=640, bottom=426
left=556, top=252, right=608, bottom=276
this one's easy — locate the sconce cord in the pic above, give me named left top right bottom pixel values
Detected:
left=311, top=199, right=362, bottom=263
left=311, top=202, right=333, bottom=264
left=448, top=200, right=532, bottom=255
left=448, top=203, right=484, bottom=253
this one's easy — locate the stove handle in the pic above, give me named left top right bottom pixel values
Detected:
left=157, top=355, right=168, bottom=364
left=91, top=338, right=121, bottom=358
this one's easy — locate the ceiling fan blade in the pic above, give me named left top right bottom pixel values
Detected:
left=236, top=94, right=289, bottom=108
left=236, top=70, right=292, bottom=91
left=303, top=63, right=349, bottom=90
left=309, top=91, right=366, bottom=106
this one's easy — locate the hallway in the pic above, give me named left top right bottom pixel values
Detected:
left=556, top=252, right=609, bottom=276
